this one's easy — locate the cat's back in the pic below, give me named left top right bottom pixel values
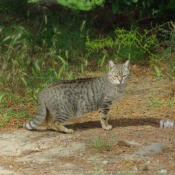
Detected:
left=40, top=76, right=105, bottom=99
left=46, top=77, right=102, bottom=90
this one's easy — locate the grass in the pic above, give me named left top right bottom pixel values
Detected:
left=154, top=66, right=165, bottom=80
left=0, top=108, right=29, bottom=127
left=91, top=135, right=116, bottom=151
left=148, top=100, right=163, bottom=108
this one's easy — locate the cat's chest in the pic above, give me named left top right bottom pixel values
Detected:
left=109, top=90, right=124, bottom=105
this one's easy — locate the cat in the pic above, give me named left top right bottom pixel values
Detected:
left=23, top=60, right=130, bottom=133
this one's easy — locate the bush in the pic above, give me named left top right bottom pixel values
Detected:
left=86, top=22, right=175, bottom=62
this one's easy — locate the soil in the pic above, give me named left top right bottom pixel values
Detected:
left=0, top=64, right=175, bottom=175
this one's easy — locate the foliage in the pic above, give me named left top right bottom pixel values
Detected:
left=86, top=22, right=175, bottom=62
left=111, top=0, right=175, bottom=18
left=157, top=23, right=175, bottom=74
left=0, top=6, right=89, bottom=92
left=0, top=0, right=28, bottom=15
left=86, top=28, right=156, bottom=61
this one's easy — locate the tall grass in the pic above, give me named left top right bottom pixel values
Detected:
left=0, top=4, right=91, bottom=92
left=0, top=3, right=92, bottom=125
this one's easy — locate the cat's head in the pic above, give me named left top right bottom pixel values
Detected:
left=108, top=60, right=130, bottom=85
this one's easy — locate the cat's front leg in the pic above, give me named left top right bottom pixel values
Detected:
left=99, top=110, right=112, bottom=130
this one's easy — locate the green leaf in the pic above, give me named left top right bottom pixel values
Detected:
left=123, top=0, right=131, bottom=6
left=112, top=0, right=118, bottom=14
left=166, top=0, right=175, bottom=9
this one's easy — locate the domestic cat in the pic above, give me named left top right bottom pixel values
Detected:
left=23, top=60, right=130, bottom=133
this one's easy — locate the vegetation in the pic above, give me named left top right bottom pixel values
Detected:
left=111, top=0, right=175, bottom=17
left=91, top=135, right=116, bottom=151
left=0, top=1, right=175, bottom=127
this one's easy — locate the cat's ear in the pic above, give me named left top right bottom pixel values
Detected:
left=124, top=60, right=130, bottom=69
left=109, top=60, right=115, bottom=71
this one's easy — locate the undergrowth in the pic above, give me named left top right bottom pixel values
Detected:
left=86, top=22, right=175, bottom=63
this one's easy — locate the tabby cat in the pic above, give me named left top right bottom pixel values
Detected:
left=23, top=60, right=130, bottom=133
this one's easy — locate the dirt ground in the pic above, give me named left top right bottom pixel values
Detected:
left=0, top=64, right=175, bottom=175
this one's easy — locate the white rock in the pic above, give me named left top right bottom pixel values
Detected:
left=102, top=160, right=108, bottom=165
left=159, top=169, right=167, bottom=175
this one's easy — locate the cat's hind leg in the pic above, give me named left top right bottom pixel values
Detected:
left=46, top=109, right=74, bottom=134
left=47, top=118, right=74, bottom=134
left=54, top=122, right=74, bottom=134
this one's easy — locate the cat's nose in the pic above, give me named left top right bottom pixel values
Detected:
left=118, top=77, right=123, bottom=83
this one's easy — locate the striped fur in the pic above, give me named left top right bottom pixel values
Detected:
left=23, top=60, right=130, bottom=133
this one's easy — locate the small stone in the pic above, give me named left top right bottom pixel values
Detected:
left=117, top=140, right=130, bottom=147
left=160, top=120, right=164, bottom=129
left=133, top=165, right=138, bottom=172
left=102, top=160, right=109, bottom=165
left=159, top=169, right=167, bottom=175
left=140, top=165, right=148, bottom=171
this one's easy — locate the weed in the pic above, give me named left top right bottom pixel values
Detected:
left=7, top=108, right=28, bottom=119
left=0, top=93, right=6, bottom=104
left=154, top=66, right=164, bottom=80
left=115, top=104, right=118, bottom=112
left=0, top=108, right=28, bottom=127
left=81, top=64, right=85, bottom=77
left=148, top=100, right=163, bottom=108
left=166, top=101, right=174, bottom=107
left=98, top=51, right=107, bottom=68
left=90, top=157, right=105, bottom=175
left=16, top=123, right=22, bottom=129
left=91, top=135, right=116, bottom=151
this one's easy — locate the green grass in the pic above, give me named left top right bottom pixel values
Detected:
left=0, top=107, right=29, bottom=127
left=154, top=66, right=165, bottom=80
left=91, top=135, right=116, bottom=151
left=148, top=100, right=163, bottom=108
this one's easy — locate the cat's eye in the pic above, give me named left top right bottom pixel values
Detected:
left=113, top=75, right=118, bottom=78
left=122, top=75, right=127, bottom=77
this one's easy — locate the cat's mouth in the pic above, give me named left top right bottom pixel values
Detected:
left=114, top=81, right=124, bottom=86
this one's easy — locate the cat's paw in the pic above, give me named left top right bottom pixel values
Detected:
left=103, top=124, right=112, bottom=131
left=66, top=129, right=74, bottom=134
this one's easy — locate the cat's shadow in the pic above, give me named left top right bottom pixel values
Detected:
left=30, top=118, right=160, bottom=133
left=67, top=117, right=160, bottom=132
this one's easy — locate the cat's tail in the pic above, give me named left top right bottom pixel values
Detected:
left=23, top=92, right=46, bottom=130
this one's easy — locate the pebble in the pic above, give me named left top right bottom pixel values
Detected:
left=102, top=160, right=109, bottom=165
left=133, top=165, right=138, bottom=173
left=159, top=169, right=167, bottom=175
left=140, top=165, right=148, bottom=171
